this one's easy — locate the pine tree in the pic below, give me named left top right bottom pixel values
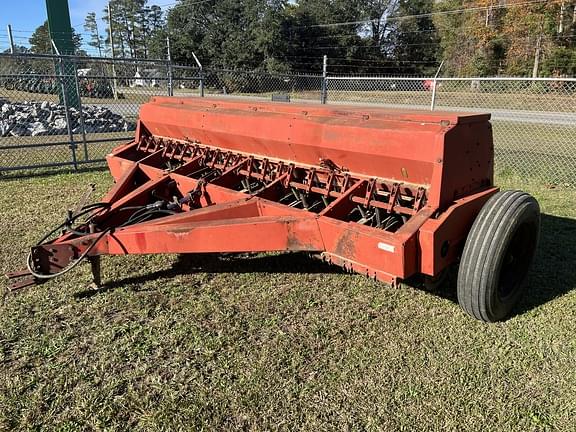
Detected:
left=29, top=21, right=82, bottom=55
left=84, top=12, right=105, bottom=56
left=29, top=21, right=52, bottom=54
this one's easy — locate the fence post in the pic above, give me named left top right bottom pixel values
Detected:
left=191, top=52, right=204, bottom=97
left=108, top=1, right=119, bottom=99
left=199, top=69, right=205, bottom=97
left=72, top=58, right=89, bottom=161
left=430, top=60, right=444, bottom=111
left=321, top=54, right=328, bottom=104
left=430, top=79, right=437, bottom=111
left=167, top=61, right=174, bottom=97
left=7, top=24, right=15, bottom=54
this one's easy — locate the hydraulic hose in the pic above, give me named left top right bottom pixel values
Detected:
left=26, top=227, right=112, bottom=280
left=37, top=202, right=111, bottom=245
left=28, top=200, right=177, bottom=280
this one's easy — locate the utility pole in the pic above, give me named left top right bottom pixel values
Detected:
left=191, top=51, right=204, bottom=97
left=6, top=24, right=15, bottom=54
left=108, top=0, right=118, bottom=99
left=95, top=21, right=103, bottom=57
left=46, top=0, right=79, bottom=108
left=532, top=15, right=544, bottom=79
left=166, top=35, right=171, bottom=61
left=430, top=60, right=444, bottom=111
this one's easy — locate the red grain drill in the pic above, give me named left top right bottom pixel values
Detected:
left=7, top=98, right=540, bottom=322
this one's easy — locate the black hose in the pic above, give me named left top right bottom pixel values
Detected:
left=29, top=202, right=176, bottom=280
left=41, top=204, right=109, bottom=244
left=26, top=227, right=112, bottom=280
left=80, top=202, right=111, bottom=211
left=120, top=209, right=177, bottom=227
left=67, top=204, right=145, bottom=235
left=119, top=207, right=151, bottom=227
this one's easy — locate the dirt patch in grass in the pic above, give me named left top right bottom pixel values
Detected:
left=0, top=170, right=575, bottom=431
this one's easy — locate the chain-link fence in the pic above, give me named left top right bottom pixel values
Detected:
left=1, top=53, right=575, bottom=186
left=0, top=53, right=322, bottom=174
left=0, top=53, right=174, bottom=171
left=327, top=76, right=576, bottom=186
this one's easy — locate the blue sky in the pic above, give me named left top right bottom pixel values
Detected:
left=1, top=0, right=110, bottom=51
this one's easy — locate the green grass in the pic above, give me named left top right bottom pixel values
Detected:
left=0, top=170, right=575, bottom=431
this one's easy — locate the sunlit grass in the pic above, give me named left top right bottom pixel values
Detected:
left=0, top=170, right=574, bottom=430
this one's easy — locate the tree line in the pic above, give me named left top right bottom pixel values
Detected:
left=22, top=0, right=576, bottom=77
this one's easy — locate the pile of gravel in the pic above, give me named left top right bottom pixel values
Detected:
left=0, top=100, right=135, bottom=137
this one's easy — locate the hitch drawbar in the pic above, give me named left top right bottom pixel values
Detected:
left=8, top=98, right=540, bottom=322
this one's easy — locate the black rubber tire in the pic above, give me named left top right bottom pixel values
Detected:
left=457, top=190, right=540, bottom=322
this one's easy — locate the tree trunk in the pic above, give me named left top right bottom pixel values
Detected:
left=532, top=33, right=542, bottom=78
left=558, top=0, right=565, bottom=33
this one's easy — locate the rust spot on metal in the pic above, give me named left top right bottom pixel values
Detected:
left=286, top=221, right=321, bottom=251
left=286, top=227, right=304, bottom=250
left=333, top=229, right=359, bottom=259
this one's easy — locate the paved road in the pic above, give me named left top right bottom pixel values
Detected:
left=99, top=95, right=576, bottom=127
left=340, top=102, right=576, bottom=126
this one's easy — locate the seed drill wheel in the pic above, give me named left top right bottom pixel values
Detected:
left=457, top=190, right=541, bottom=322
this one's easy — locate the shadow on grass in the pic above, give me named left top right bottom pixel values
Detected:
left=74, top=252, right=343, bottom=299
left=75, top=213, right=576, bottom=318
left=515, top=213, right=576, bottom=315
left=423, top=213, right=576, bottom=317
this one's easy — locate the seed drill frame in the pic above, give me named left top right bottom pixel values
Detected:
left=8, top=98, right=540, bottom=322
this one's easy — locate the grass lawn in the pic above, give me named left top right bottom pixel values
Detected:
left=0, top=169, right=575, bottom=431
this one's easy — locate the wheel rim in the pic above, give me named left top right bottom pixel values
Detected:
left=498, top=220, right=538, bottom=300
